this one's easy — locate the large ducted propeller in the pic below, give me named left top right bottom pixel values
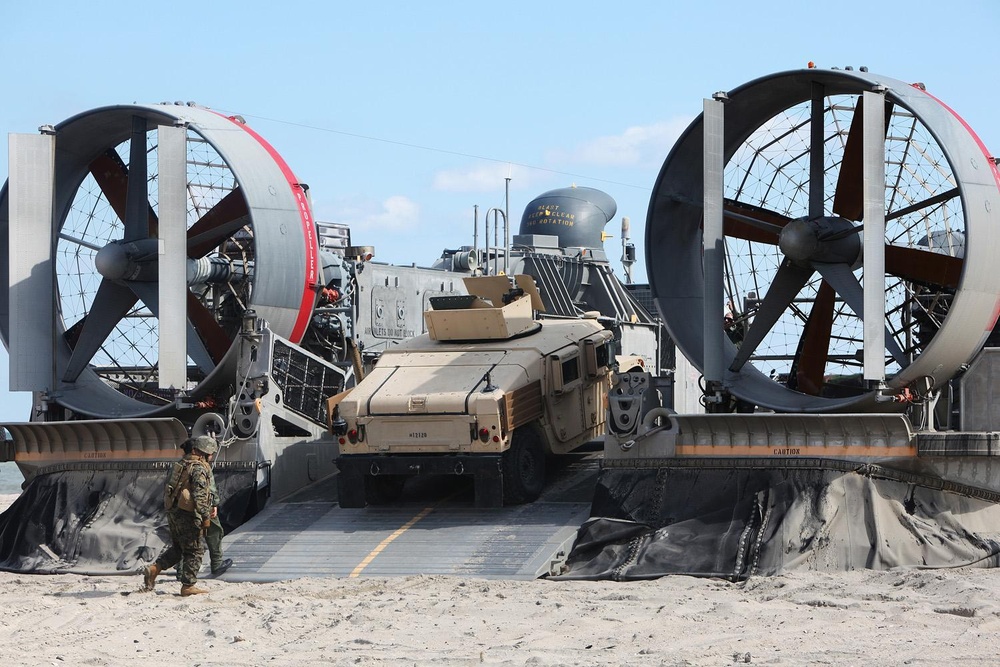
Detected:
left=650, top=69, right=998, bottom=412
left=57, top=118, right=252, bottom=387
left=1, top=103, right=319, bottom=419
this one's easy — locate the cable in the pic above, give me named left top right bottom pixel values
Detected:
left=215, top=109, right=651, bottom=192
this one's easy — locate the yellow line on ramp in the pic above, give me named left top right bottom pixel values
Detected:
left=349, top=506, right=435, bottom=578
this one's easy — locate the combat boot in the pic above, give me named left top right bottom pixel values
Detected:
left=180, top=584, right=209, bottom=596
left=142, top=563, right=161, bottom=591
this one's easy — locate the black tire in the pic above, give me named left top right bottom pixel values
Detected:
left=336, top=473, right=367, bottom=508
left=365, top=474, right=407, bottom=505
left=502, top=426, right=546, bottom=505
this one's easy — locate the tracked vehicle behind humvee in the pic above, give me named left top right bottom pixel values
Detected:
left=331, top=275, right=613, bottom=507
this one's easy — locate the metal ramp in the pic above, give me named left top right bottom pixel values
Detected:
left=216, top=453, right=598, bottom=581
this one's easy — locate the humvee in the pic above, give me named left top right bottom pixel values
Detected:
left=330, top=275, right=614, bottom=507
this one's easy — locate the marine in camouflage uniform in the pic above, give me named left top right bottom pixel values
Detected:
left=171, top=438, right=232, bottom=578
left=205, top=472, right=232, bottom=575
left=141, top=435, right=218, bottom=596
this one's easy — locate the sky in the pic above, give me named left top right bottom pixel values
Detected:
left=1, top=0, right=998, bottom=422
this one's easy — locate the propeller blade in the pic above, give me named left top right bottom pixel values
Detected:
left=88, top=150, right=130, bottom=223
left=89, top=148, right=160, bottom=236
left=186, top=187, right=250, bottom=258
left=187, top=291, right=233, bottom=365
left=813, top=262, right=908, bottom=368
left=157, top=124, right=189, bottom=389
left=832, top=97, right=865, bottom=220
left=832, top=96, right=894, bottom=221
left=8, top=133, right=56, bottom=391
left=885, top=245, right=962, bottom=289
left=729, top=260, right=813, bottom=373
left=62, top=280, right=139, bottom=382
left=129, top=282, right=216, bottom=375
left=723, top=200, right=789, bottom=244
left=123, top=116, right=150, bottom=242
left=883, top=186, right=963, bottom=288
left=791, top=280, right=835, bottom=395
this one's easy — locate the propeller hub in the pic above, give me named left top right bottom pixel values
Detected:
left=94, top=242, right=131, bottom=280
left=778, top=219, right=819, bottom=262
left=94, top=239, right=160, bottom=281
left=779, top=216, right=862, bottom=265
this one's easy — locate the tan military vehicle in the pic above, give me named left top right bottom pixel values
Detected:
left=330, top=275, right=614, bottom=507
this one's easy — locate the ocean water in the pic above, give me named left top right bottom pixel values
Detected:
left=0, top=461, right=24, bottom=495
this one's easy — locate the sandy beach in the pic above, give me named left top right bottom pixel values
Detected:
left=3, top=489, right=1000, bottom=665
left=0, top=562, right=998, bottom=665
left=0, top=495, right=17, bottom=514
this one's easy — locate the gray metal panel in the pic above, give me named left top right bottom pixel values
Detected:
left=521, top=254, right=577, bottom=316
left=959, top=347, right=1000, bottom=430
left=219, top=500, right=589, bottom=581
left=354, top=263, right=466, bottom=356
left=156, top=124, right=188, bottom=389
left=217, top=455, right=599, bottom=581
left=702, top=98, right=725, bottom=383
left=8, top=133, right=54, bottom=392
left=862, top=90, right=887, bottom=382
left=917, top=431, right=1000, bottom=456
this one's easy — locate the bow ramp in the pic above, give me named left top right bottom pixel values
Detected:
left=214, top=453, right=599, bottom=581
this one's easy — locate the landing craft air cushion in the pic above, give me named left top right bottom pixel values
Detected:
left=5, top=66, right=999, bottom=581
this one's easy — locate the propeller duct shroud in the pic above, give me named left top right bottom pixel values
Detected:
left=648, top=69, right=1000, bottom=413
left=0, top=104, right=320, bottom=418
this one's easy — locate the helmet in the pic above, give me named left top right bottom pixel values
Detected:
left=190, top=435, right=219, bottom=456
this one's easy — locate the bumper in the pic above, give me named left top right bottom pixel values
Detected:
left=337, top=454, right=503, bottom=507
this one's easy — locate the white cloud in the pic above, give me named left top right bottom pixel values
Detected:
left=428, top=117, right=693, bottom=196
left=432, top=162, right=535, bottom=193
left=336, top=195, right=421, bottom=233
left=550, top=117, right=693, bottom=168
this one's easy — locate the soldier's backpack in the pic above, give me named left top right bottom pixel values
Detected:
left=164, top=459, right=210, bottom=511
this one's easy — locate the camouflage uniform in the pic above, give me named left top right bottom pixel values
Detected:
left=154, top=453, right=214, bottom=586
left=204, top=473, right=227, bottom=572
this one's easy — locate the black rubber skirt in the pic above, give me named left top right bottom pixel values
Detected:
left=556, top=462, right=1000, bottom=581
left=0, top=461, right=258, bottom=574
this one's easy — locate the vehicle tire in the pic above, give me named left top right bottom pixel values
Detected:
left=337, top=473, right=367, bottom=508
left=502, top=426, right=546, bottom=505
left=365, top=474, right=407, bottom=505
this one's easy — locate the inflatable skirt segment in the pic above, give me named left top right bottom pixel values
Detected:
left=556, top=466, right=1000, bottom=581
left=0, top=462, right=258, bottom=575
